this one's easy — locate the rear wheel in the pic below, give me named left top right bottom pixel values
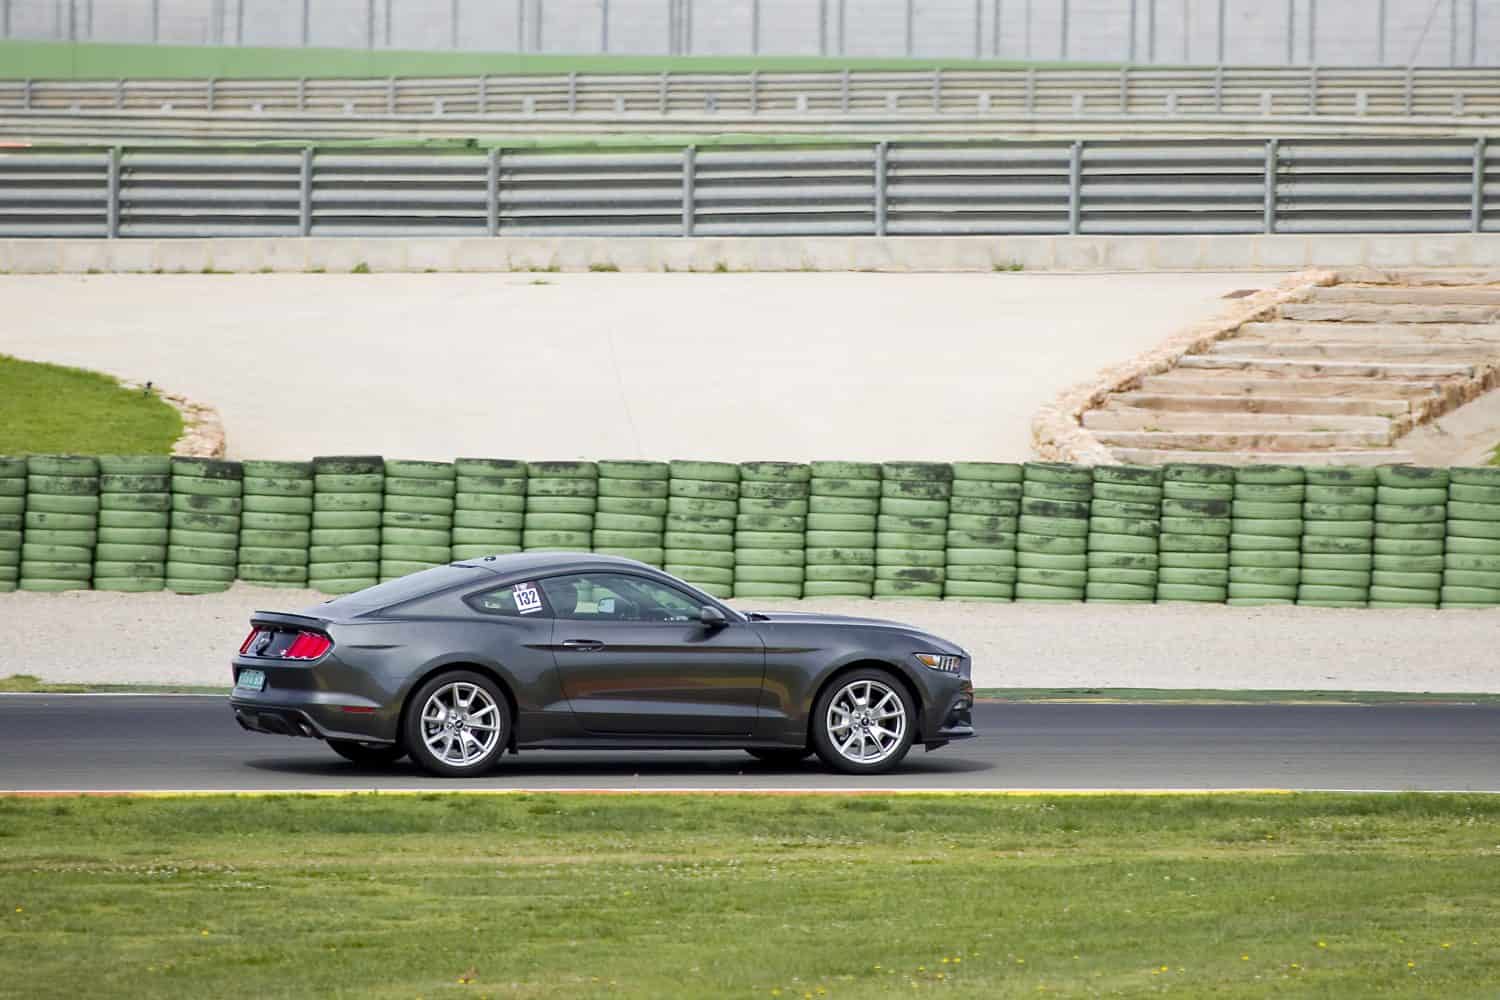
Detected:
left=327, top=739, right=407, bottom=766
left=810, top=669, right=915, bottom=775
left=403, top=671, right=511, bottom=778
left=745, top=748, right=813, bottom=766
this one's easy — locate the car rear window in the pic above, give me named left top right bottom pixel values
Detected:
left=317, top=564, right=490, bottom=614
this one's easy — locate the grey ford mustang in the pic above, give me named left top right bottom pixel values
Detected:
left=231, top=552, right=975, bottom=777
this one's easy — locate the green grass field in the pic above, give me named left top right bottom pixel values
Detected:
left=0, top=353, right=182, bottom=456
left=0, top=39, right=1112, bottom=81
left=1, top=793, right=1496, bottom=998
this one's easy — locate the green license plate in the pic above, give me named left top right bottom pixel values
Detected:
left=235, top=669, right=266, bottom=692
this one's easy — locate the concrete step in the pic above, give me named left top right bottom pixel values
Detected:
left=1112, top=391, right=1412, bottom=417
left=1137, top=373, right=1449, bottom=399
left=1237, top=321, right=1500, bottom=342
left=1205, top=340, right=1498, bottom=362
left=1356, top=269, right=1500, bottom=287
left=1175, top=355, right=1475, bottom=379
left=1309, top=285, right=1500, bottom=306
left=1279, top=303, right=1500, bottom=324
left=1092, top=428, right=1394, bottom=451
left=1108, top=447, right=1417, bottom=467
left=1083, top=407, right=1392, bottom=433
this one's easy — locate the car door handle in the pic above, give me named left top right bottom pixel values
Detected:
left=561, top=639, right=605, bottom=652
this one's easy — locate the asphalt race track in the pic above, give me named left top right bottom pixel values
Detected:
left=2, top=696, right=1498, bottom=793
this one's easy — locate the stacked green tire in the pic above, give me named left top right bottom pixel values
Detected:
left=1015, top=462, right=1090, bottom=602
left=943, top=462, right=1020, bottom=602
left=167, top=458, right=242, bottom=595
left=0, top=458, right=28, bottom=593
left=1370, top=466, right=1448, bottom=608
left=804, top=462, right=880, bottom=599
left=593, top=461, right=668, bottom=567
left=734, top=462, right=810, bottom=599
left=1228, top=466, right=1304, bottom=606
left=665, top=460, right=738, bottom=599
left=381, top=460, right=455, bottom=581
left=1156, top=464, right=1233, bottom=603
left=236, top=461, right=313, bottom=590
left=21, top=456, right=100, bottom=592
left=451, top=458, right=527, bottom=561
left=93, top=455, right=171, bottom=592
left=310, top=455, right=384, bottom=595
left=1441, top=466, right=1500, bottom=608
left=878, top=462, right=953, bottom=599
left=523, top=461, right=596, bottom=554
left=1298, top=467, right=1376, bottom=608
left=1087, top=464, right=1162, bottom=603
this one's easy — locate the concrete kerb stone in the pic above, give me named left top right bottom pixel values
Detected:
left=1031, top=269, right=1336, bottom=465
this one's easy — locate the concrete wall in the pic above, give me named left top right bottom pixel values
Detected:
left=5, top=234, right=1500, bottom=274
left=5, top=0, right=1497, bottom=66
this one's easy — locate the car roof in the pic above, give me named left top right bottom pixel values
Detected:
left=457, top=551, right=658, bottom=579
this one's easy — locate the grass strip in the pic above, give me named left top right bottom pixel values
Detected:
left=0, top=792, right=1497, bottom=998
left=0, top=38, right=1115, bottom=81
left=0, top=675, right=226, bottom=695
left=976, top=688, right=1500, bottom=706
left=0, top=353, right=181, bottom=456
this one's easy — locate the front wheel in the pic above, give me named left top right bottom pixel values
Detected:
left=403, top=671, right=512, bottom=778
left=327, top=739, right=407, bottom=766
left=810, top=669, right=915, bottom=775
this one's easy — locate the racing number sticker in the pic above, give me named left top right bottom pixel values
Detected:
left=513, top=582, right=543, bottom=615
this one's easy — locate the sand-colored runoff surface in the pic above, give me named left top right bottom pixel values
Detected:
left=2, top=585, right=1497, bottom=692
left=1, top=271, right=1265, bottom=461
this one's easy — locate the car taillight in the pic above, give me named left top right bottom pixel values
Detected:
left=239, top=628, right=261, bottom=655
left=283, top=631, right=332, bottom=661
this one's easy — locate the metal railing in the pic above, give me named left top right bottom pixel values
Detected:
left=5, top=66, right=1500, bottom=119
left=2, top=137, right=1495, bottom=239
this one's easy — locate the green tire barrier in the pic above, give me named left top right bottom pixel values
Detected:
left=733, top=463, right=807, bottom=598
left=380, top=460, right=453, bottom=580
left=1299, top=466, right=1375, bottom=607
left=1442, top=465, right=1500, bottom=607
left=1371, top=466, right=1448, bottom=609
left=1156, top=464, right=1232, bottom=602
left=1015, top=463, right=1090, bottom=603
left=0, top=458, right=27, bottom=593
left=165, top=458, right=240, bottom=594
left=943, top=462, right=1020, bottom=602
left=18, top=456, right=98, bottom=593
left=665, top=460, right=738, bottom=598
left=1087, top=465, right=1161, bottom=603
left=91, top=455, right=170, bottom=591
left=1228, top=466, right=1303, bottom=606
left=593, top=461, right=667, bottom=567
left=309, top=456, right=382, bottom=594
left=521, top=462, right=595, bottom=561
left=878, top=463, right=951, bottom=601
left=236, top=460, right=312, bottom=588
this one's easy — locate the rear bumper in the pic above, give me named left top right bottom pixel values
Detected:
left=233, top=704, right=325, bottom=740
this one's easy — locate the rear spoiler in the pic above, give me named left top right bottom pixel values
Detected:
left=250, top=611, right=331, bottom=631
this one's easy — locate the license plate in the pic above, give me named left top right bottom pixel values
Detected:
left=235, top=669, right=266, bottom=692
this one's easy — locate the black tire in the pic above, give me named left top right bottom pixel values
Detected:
left=402, top=670, right=512, bottom=778
left=745, top=748, right=814, bottom=766
left=809, top=668, right=916, bottom=776
left=327, top=739, right=408, bottom=766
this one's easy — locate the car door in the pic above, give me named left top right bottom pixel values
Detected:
left=539, top=572, right=766, bottom=736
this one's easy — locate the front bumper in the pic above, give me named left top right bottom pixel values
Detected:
left=922, top=678, right=975, bottom=749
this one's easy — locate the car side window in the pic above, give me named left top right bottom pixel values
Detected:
left=469, top=580, right=550, bottom=618
left=540, top=573, right=703, bottom=623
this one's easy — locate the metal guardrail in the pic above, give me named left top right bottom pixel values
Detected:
left=1, top=138, right=1495, bottom=239
left=4, top=67, right=1500, bottom=119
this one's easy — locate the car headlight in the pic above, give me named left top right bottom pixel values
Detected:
left=914, top=652, right=961, bottom=674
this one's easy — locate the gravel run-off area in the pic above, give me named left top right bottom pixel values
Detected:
left=0, top=271, right=1267, bottom=461
left=2, top=586, right=1496, bottom=692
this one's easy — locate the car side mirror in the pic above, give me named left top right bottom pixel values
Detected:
left=699, top=605, right=728, bottom=629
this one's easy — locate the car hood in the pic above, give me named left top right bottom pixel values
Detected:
left=744, top=611, right=967, bottom=656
